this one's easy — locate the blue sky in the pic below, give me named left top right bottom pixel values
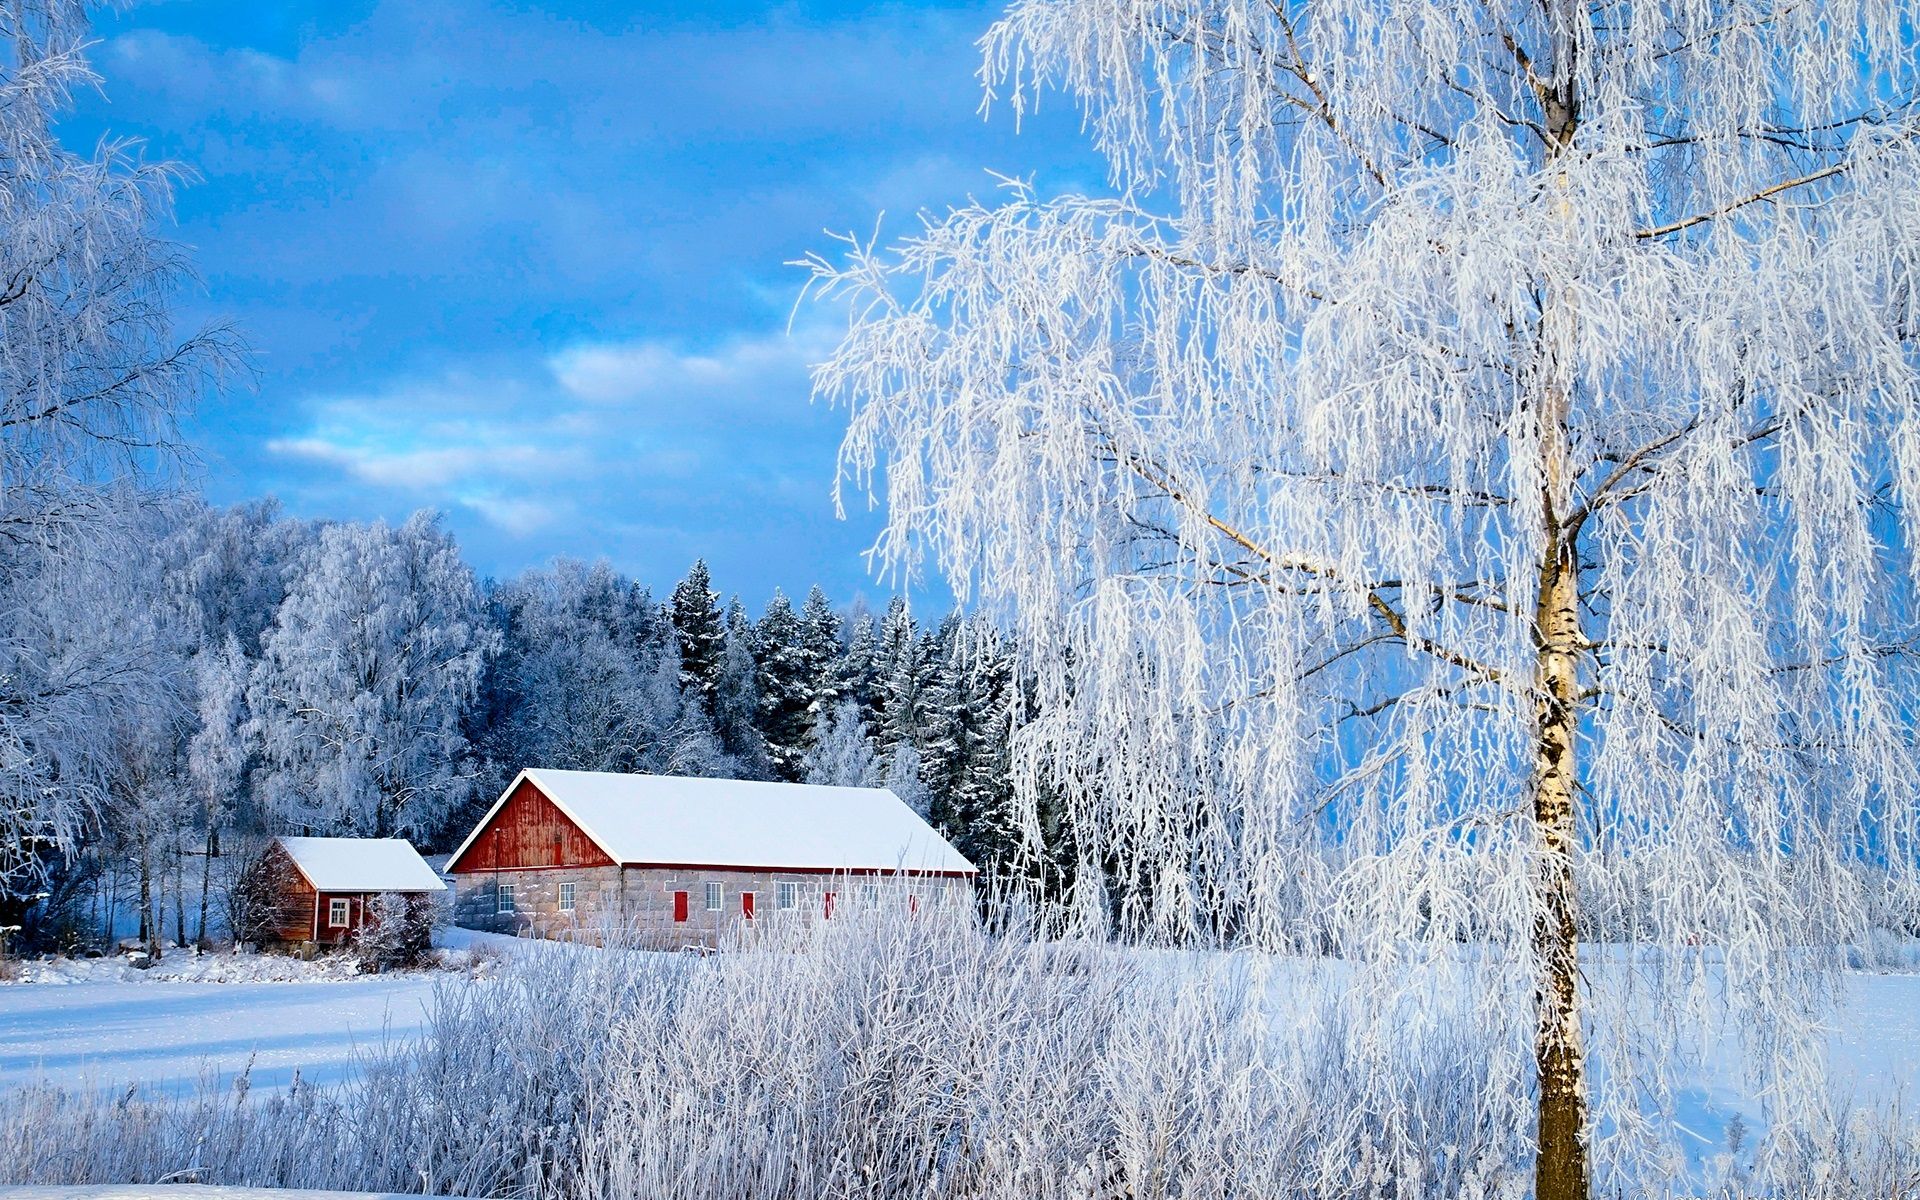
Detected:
left=61, top=1, right=1098, bottom=606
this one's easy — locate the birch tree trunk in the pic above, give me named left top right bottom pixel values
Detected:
left=1532, top=48, right=1590, bottom=1200
left=197, top=825, right=215, bottom=949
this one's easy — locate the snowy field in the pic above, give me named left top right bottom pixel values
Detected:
left=0, top=932, right=522, bottom=1096
left=0, top=974, right=443, bottom=1095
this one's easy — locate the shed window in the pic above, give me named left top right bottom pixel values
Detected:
left=559, top=882, right=576, bottom=912
left=328, top=898, right=349, bottom=927
left=497, top=883, right=516, bottom=915
left=704, top=881, right=723, bottom=911
left=777, top=881, right=798, bottom=911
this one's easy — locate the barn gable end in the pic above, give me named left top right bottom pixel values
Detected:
left=447, top=775, right=615, bottom=872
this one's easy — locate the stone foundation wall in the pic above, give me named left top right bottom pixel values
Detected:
left=452, top=865, right=970, bottom=947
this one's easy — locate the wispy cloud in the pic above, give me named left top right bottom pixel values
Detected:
left=265, top=325, right=841, bottom=544
left=550, top=326, right=834, bottom=404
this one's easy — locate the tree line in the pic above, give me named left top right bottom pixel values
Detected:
left=1, top=494, right=1045, bottom=950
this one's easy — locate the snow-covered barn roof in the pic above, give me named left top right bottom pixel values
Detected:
left=276, top=836, right=448, bottom=893
left=452, top=769, right=978, bottom=876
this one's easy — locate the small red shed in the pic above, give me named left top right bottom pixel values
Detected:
left=254, top=836, right=447, bottom=946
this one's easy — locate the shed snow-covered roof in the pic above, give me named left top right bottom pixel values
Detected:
left=458, top=769, right=977, bottom=875
left=277, top=836, right=448, bottom=893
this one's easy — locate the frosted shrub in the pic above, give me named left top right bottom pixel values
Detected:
left=3, top=900, right=1915, bottom=1198
left=353, top=892, right=437, bottom=972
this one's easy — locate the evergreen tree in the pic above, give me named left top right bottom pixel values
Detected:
left=754, top=590, right=812, bottom=781
left=832, top=609, right=882, bottom=726
left=796, top=585, right=843, bottom=719
left=915, top=616, right=969, bottom=827
left=667, top=560, right=724, bottom=711
left=949, top=622, right=1020, bottom=870
left=712, top=599, right=772, bottom=779
left=874, top=598, right=929, bottom=751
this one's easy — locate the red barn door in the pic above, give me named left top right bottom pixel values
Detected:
left=673, top=890, right=689, bottom=922
left=741, top=891, right=755, bottom=919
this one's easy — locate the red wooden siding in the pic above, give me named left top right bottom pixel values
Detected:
left=257, top=841, right=320, bottom=943
left=449, top=777, right=614, bottom=872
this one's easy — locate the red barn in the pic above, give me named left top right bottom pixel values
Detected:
left=252, top=836, right=448, bottom=946
left=445, top=769, right=977, bottom=944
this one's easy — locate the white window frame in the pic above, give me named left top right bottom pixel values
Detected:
left=558, top=881, right=576, bottom=912
left=777, top=881, right=798, bottom=911
left=704, top=881, right=723, bottom=912
left=328, top=898, right=349, bottom=927
left=496, top=883, right=516, bottom=915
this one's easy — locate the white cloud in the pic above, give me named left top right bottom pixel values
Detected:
left=263, top=325, right=841, bottom=541
left=105, top=30, right=364, bottom=122
left=549, top=326, right=834, bottom=405
left=457, top=494, right=566, bottom=538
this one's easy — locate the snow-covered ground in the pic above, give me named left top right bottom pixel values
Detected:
left=0, top=975, right=443, bottom=1095
left=0, top=1188, right=451, bottom=1200
left=0, top=928, right=1914, bottom=1181
left=0, top=933, right=526, bottom=1096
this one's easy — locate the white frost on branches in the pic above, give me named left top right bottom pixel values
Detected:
left=249, top=512, right=494, bottom=840
left=806, top=0, right=1920, bottom=1186
left=0, top=0, right=234, bottom=902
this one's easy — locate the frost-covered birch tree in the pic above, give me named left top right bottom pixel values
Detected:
left=807, top=0, right=1920, bottom=1193
left=250, top=512, right=493, bottom=840
left=0, top=0, right=233, bottom=912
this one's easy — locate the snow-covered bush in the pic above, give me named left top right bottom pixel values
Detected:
left=1, top=901, right=1916, bottom=1198
left=351, top=892, right=436, bottom=972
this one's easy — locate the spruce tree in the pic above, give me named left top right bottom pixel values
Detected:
left=754, top=590, right=812, bottom=781
left=832, top=610, right=881, bottom=726
left=712, top=598, right=772, bottom=778
left=796, top=585, right=843, bottom=720
left=916, top=615, right=970, bottom=820
left=667, top=560, right=724, bottom=710
left=874, top=598, right=926, bottom=750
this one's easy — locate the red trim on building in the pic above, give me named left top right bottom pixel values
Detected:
left=612, top=861, right=976, bottom=879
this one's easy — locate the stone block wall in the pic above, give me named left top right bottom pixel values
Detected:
left=452, top=865, right=971, bottom=947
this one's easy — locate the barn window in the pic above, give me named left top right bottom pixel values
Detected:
left=704, top=881, right=722, bottom=911
left=777, top=881, right=798, bottom=911
left=497, top=884, right=516, bottom=914
left=328, top=898, right=349, bottom=926
left=861, top=884, right=879, bottom=907
left=559, top=882, right=576, bottom=912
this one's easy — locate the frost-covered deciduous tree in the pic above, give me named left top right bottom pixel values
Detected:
left=485, top=560, right=657, bottom=777
left=251, top=512, right=494, bottom=840
left=0, top=0, right=234, bottom=913
left=807, top=0, right=1920, bottom=1192
left=804, top=699, right=880, bottom=788
left=187, top=633, right=248, bottom=944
